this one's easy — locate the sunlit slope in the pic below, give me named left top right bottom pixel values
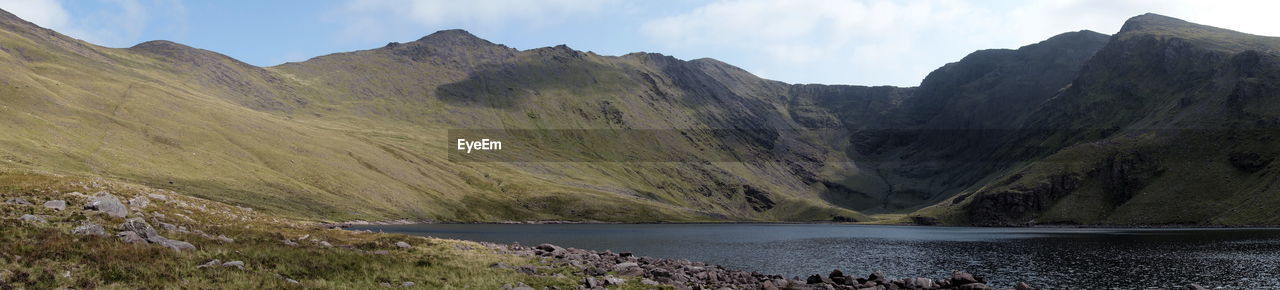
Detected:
left=0, top=9, right=863, bottom=222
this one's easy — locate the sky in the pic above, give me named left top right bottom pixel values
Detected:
left=1, top=0, right=1278, bottom=87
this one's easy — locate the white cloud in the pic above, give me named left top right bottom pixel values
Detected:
left=330, top=0, right=618, bottom=43
left=0, top=0, right=185, bottom=47
left=641, top=0, right=1280, bottom=86
left=0, top=0, right=73, bottom=30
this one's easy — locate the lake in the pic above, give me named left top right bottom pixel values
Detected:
left=350, top=224, right=1280, bottom=288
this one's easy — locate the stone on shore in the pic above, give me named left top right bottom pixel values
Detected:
left=84, top=192, right=129, bottom=218
left=43, top=200, right=66, bottom=211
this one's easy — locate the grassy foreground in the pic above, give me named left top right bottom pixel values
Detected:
left=0, top=170, right=623, bottom=289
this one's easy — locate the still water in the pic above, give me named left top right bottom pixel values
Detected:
left=352, top=224, right=1280, bottom=288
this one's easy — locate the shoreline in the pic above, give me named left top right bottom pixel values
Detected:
left=488, top=241, right=1028, bottom=290
left=323, top=219, right=1280, bottom=230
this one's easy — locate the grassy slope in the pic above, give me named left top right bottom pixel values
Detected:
left=0, top=9, right=862, bottom=223
left=0, top=170, right=620, bottom=289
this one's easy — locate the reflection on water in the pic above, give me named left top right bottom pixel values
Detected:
left=352, top=224, right=1280, bottom=288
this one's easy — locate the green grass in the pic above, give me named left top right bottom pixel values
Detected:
left=0, top=171, right=588, bottom=289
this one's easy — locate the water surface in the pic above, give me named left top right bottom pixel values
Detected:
left=352, top=224, right=1280, bottom=288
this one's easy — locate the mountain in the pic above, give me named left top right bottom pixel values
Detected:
left=917, top=14, right=1280, bottom=225
left=3, top=8, right=1280, bottom=226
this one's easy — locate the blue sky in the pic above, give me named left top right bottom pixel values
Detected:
left=1, top=0, right=1278, bottom=86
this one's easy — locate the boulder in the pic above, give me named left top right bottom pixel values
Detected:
left=395, top=241, right=412, bottom=249
left=869, top=271, right=887, bottom=283
left=43, top=200, right=66, bottom=211
left=535, top=243, right=566, bottom=256
left=71, top=223, right=108, bottom=236
left=117, top=231, right=146, bottom=244
left=19, top=214, right=46, bottom=224
left=611, top=262, right=639, bottom=272
left=120, top=218, right=160, bottom=239
left=1015, top=281, right=1033, bottom=290
left=5, top=198, right=32, bottom=205
left=582, top=277, right=599, bottom=288
left=641, top=278, right=660, bottom=286
left=807, top=274, right=825, bottom=284
left=197, top=259, right=222, bottom=269
left=828, top=269, right=844, bottom=279
left=222, top=260, right=245, bottom=270
left=84, top=192, right=129, bottom=218
left=217, top=235, right=236, bottom=243
left=603, top=275, right=625, bottom=286
left=119, top=218, right=194, bottom=251
left=401, top=281, right=415, bottom=287
left=951, top=271, right=979, bottom=285
left=128, top=196, right=150, bottom=209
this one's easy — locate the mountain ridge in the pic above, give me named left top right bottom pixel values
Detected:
left=4, top=10, right=1280, bottom=225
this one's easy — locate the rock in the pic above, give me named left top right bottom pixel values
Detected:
left=5, top=198, right=32, bottom=205
left=71, top=223, right=108, bottom=236
left=67, top=192, right=88, bottom=198
left=1015, top=281, right=1033, bottom=290
left=120, top=218, right=159, bottom=239
left=117, top=231, right=146, bottom=244
left=84, top=192, right=129, bottom=218
left=19, top=214, right=46, bottom=224
left=1186, top=283, right=1206, bottom=290
left=286, top=278, right=299, bottom=284
left=380, top=282, right=392, bottom=287
left=43, top=200, right=66, bottom=211
left=807, top=274, right=824, bottom=284
left=222, top=261, right=245, bottom=270
left=318, top=241, right=332, bottom=247
left=828, top=269, right=844, bottom=279
left=909, top=277, right=935, bottom=288
left=603, top=275, right=625, bottom=286
left=401, top=281, right=414, bottom=287
left=147, top=193, right=167, bottom=201
left=535, top=243, right=566, bottom=256
left=153, top=237, right=197, bottom=251
left=158, top=222, right=179, bottom=232
left=282, top=239, right=299, bottom=246
left=197, top=259, right=222, bottom=269
left=611, top=262, right=639, bottom=272
left=951, top=271, right=979, bottom=285
left=395, top=241, right=411, bottom=249
left=582, top=277, right=599, bottom=288
left=128, top=196, right=149, bottom=209
left=641, top=278, right=660, bottom=286
left=869, top=271, right=886, bottom=283
left=217, top=235, right=235, bottom=243
left=119, top=218, right=194, bottom=251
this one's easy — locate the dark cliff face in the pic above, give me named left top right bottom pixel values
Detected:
left=948, top=14, right=1280, bottom=226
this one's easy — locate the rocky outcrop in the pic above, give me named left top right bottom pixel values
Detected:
left=119, top=218, right=195, bottom=251
left=493, top=242, right=1025, bottom=289
left=84, top=192, right=129, bottom=218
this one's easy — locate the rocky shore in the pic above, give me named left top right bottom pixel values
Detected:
left=487, top=242, right=1210, bottom=290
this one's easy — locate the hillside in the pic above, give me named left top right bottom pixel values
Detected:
left=3, top=8, right=1280, bottom=226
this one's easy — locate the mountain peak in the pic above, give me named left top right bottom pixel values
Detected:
left=408, top=29, right=496, bottom=47
left=1115, top=13, right=1280, bottom=52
